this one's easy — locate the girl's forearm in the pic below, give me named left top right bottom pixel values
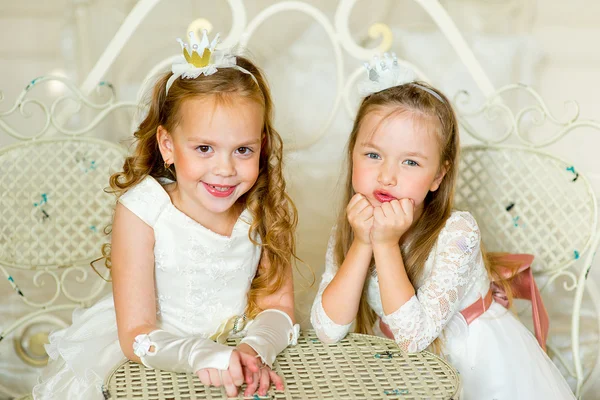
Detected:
left=373, top=243, right=415, bottom=315
left=321, top=240, right=373, bottom=324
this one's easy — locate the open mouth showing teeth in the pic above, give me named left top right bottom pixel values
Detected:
left=209, top=185, right=231, bottom=192
left=203, top=182, right=236, bottom=197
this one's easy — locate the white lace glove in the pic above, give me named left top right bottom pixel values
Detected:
left=132, top=329, right=233, bottom=373
left=239, top=309, right=300, bottom=368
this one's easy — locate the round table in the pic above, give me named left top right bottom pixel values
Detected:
left=103, top=330, right=460, bottom=399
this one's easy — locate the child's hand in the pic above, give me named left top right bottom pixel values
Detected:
left=237, top=343, right=284, bottom=397
left=347, top=193, right=374, bottom=244
left=371, top=198, right=414, bottom=247
left=196, top=349, right=255, bottom=397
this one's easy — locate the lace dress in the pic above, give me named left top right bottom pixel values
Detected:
left=311, top=211, right=575, bottom=399
left=33, top=176, right=262, bottom=399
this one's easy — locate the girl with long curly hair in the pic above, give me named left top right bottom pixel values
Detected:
left=34, top=33, right=299, bottom=400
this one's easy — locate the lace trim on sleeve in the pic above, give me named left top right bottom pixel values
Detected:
left=382, top=212, right=481, bottom=353
left=310, top=229, right=352, bottom=343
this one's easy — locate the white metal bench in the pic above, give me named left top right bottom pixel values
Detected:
left=453, top=85, right=600, bottom=396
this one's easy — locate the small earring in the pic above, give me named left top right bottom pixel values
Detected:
left=164, top=161, right=171, bottom=170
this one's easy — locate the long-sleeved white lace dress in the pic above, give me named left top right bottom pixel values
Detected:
left=311, top=211, right=575, bottom=400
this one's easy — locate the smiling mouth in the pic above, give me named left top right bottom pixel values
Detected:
left=202, top=182, right=237, bottom=197
left=373, top=190, right=397, bottom=203
left=208, top=184, right=232, bottom=192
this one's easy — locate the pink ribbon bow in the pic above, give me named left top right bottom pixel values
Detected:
left=488, top=253, right=548, bottom=351
left=379, top=253, right=549, bottom=351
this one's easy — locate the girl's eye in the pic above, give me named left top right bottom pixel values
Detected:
left=236, top=147, right=253, bottom=155
left=197, top=145, right=212, bottom=153
left=366, top=153, right=381, bottom=160
left=403, top=159, right=418, bottom=166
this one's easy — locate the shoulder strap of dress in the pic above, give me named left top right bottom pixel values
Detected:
left=118, top=176, right=170, bottom=228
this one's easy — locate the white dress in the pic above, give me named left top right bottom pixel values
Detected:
left=311, top=211, right=576, bottom=400
left=33, top=176, right=262, bottom=400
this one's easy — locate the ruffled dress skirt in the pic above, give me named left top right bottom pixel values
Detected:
left=32, top=295, right=125, bottom=400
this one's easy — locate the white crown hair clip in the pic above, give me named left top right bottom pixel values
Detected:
left=357, top=53, right=445, bottom=102
left=165, top=30, right=255, bottom=95
left=357, top=53, right=418, bottom=97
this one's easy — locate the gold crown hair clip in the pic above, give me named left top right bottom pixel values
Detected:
left=178, top=30, right=220, bottom=68
left=166, top=30, right=256, bottom=94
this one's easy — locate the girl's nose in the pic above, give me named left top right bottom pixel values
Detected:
left=377, top=163, right=397, bottom=186
left=213, top=155, right=235, bottom=177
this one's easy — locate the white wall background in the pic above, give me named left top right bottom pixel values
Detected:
left=0, top=0, right=599, bottom=398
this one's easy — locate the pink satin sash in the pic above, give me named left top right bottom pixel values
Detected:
left=379, top=253, right=549, bottom=351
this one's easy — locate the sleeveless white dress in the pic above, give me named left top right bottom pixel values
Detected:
left=33, top=176, right=261, bottom=399
left=311, top=211, right=576, bottom=399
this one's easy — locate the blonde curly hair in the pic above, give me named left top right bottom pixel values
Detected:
left=99, top=56, right=298, bottom=319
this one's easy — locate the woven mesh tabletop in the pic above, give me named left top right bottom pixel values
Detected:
left=103, top=330, right=460, bottom=400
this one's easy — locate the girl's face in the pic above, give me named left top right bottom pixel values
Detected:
left=158, top=95, right=263, bottom=225
left=351, top=109, right=446, bottom=216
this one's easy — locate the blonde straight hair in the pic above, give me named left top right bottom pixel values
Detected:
left=336, top=83, right=514, bottom=353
